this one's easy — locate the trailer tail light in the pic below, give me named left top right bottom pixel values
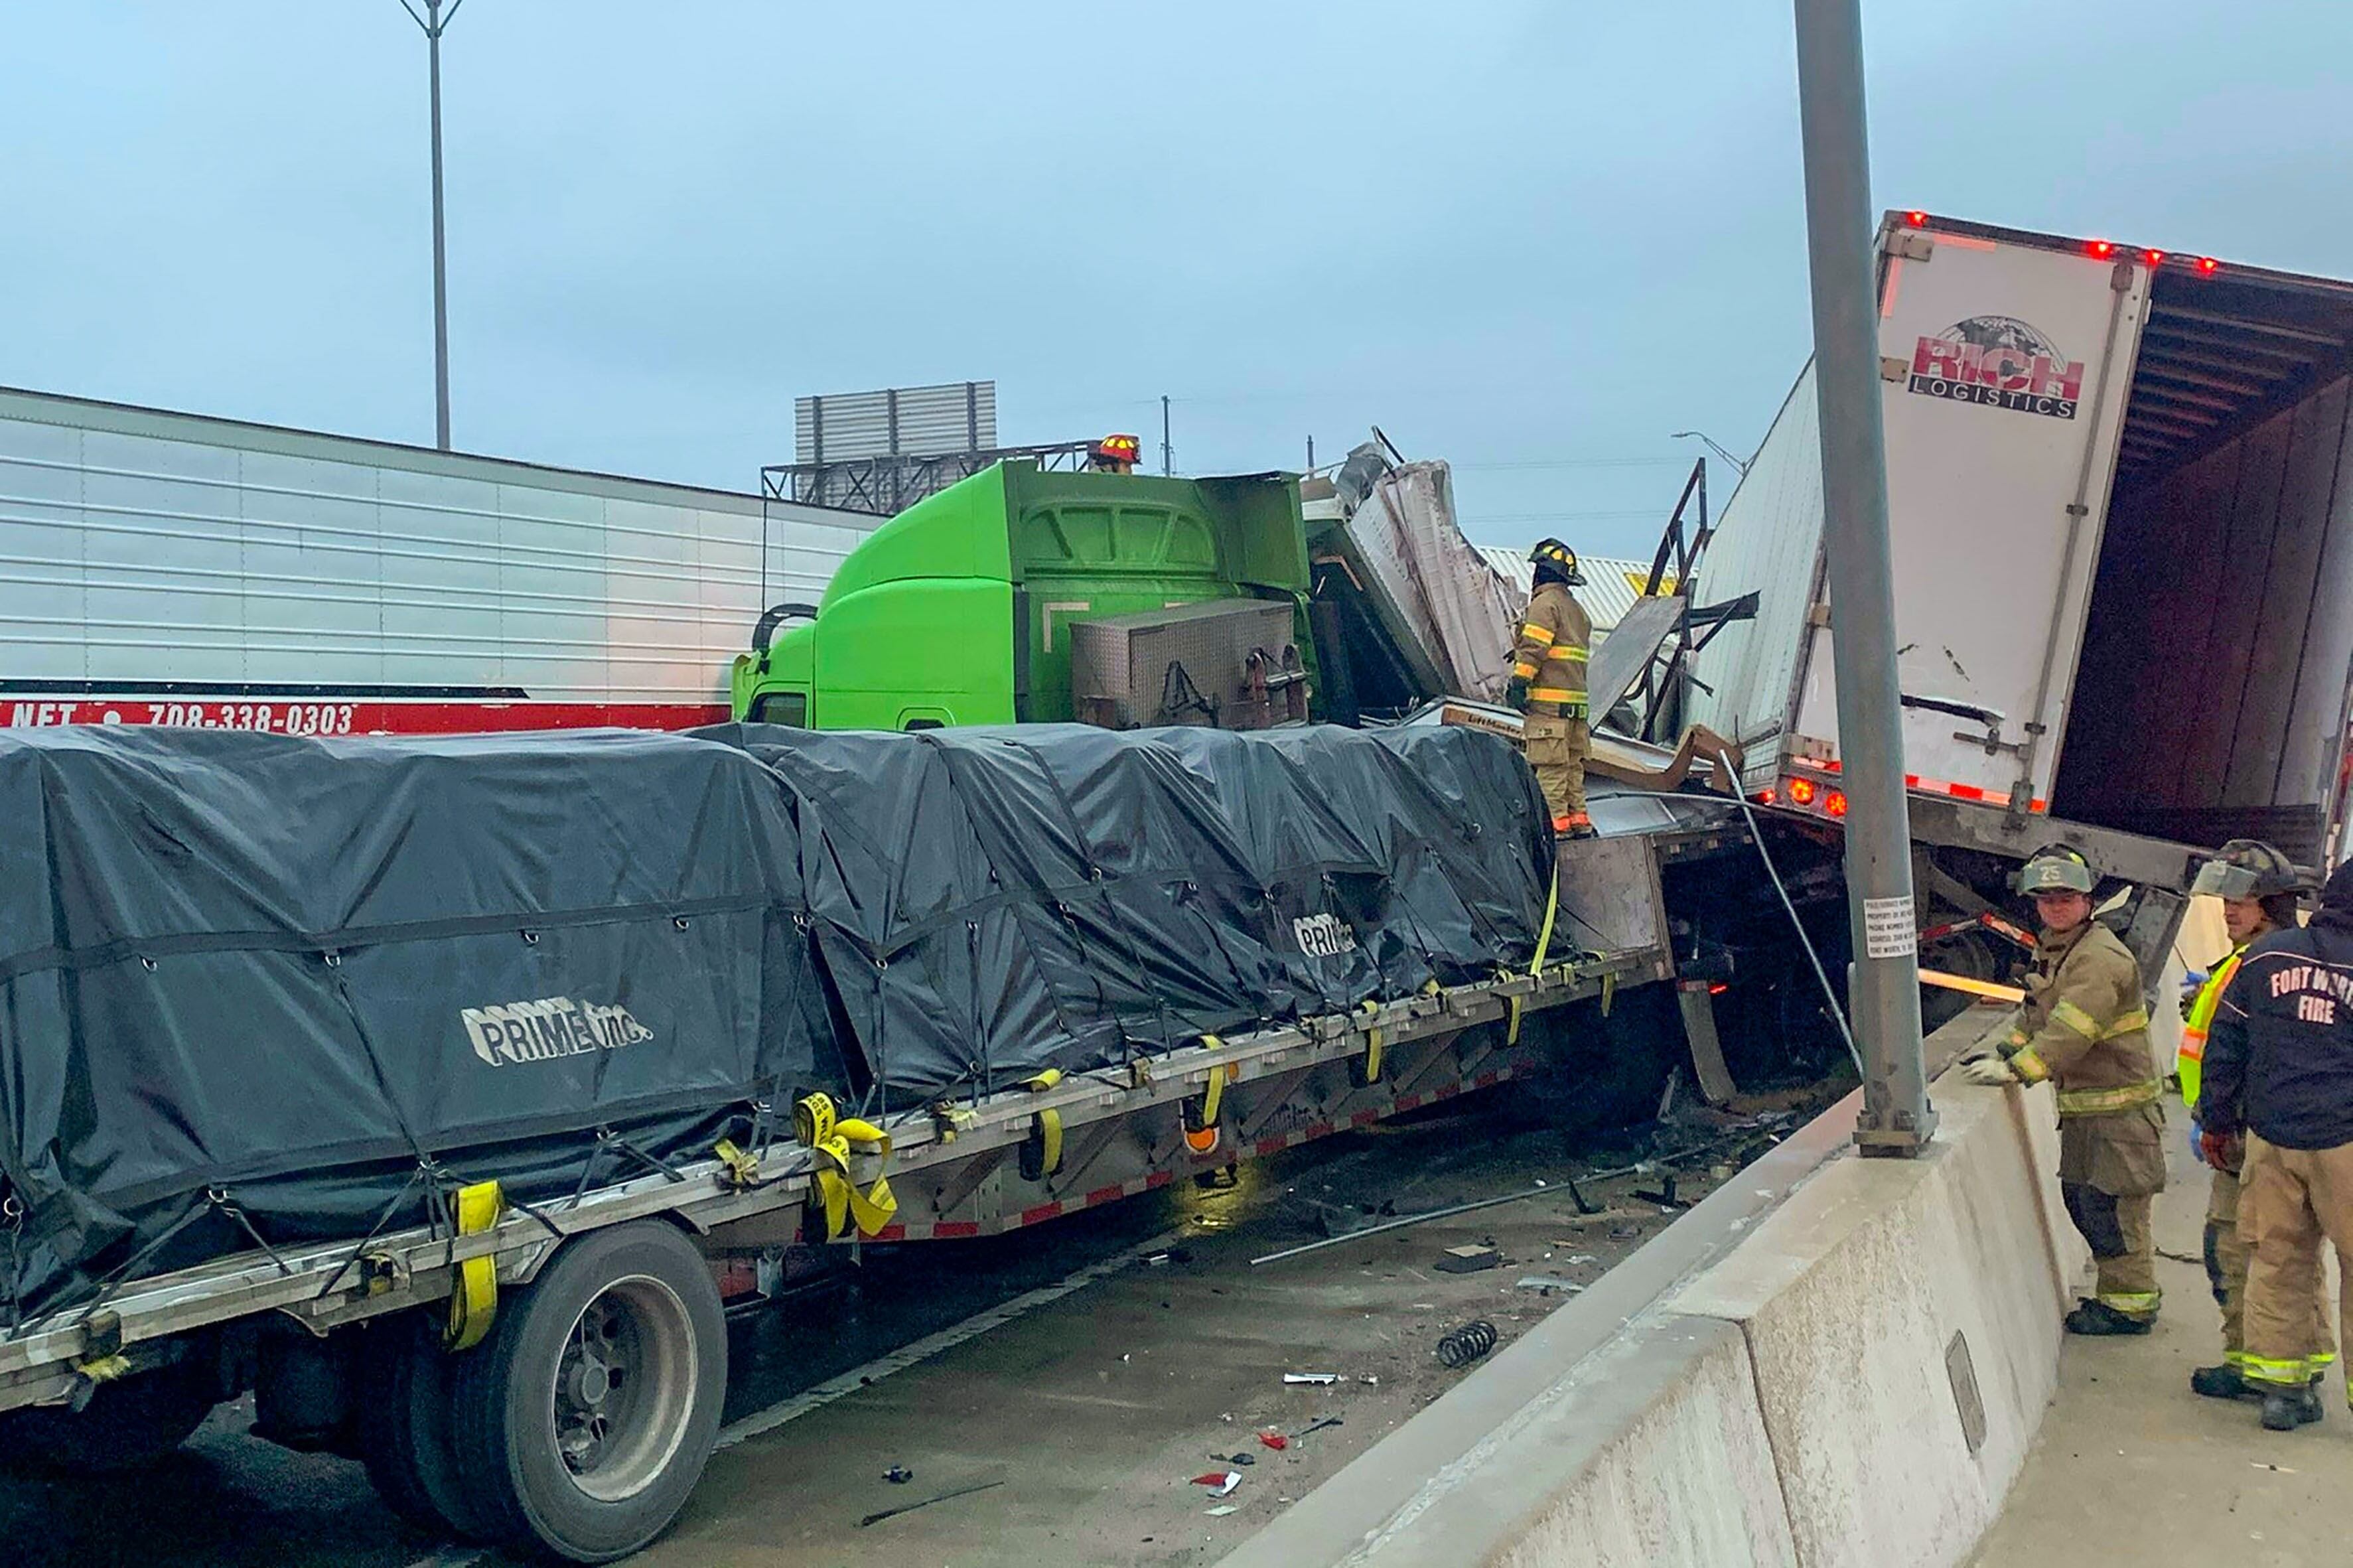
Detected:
left=1754, top=787, right=1777, bottom=806
left=2197, top=256, right=2220, bottom=275
left=2144, top=248, right=2166, bottom=267
left=1824, top=790, right=1849, bottom=819
left=2089, top=240, right=2115, bottom=259
left=1708, top=982, right=1730, bottom=995
left=1788, top=776, right=1818, bottom=807
left=1905, top=210, right=1927, bottom=227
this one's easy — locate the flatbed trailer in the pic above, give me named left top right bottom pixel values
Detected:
left=0, top=825, right=1687, bottom=1563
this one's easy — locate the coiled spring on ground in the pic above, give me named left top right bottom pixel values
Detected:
left=1435, top=1319, right=1498, bottom=1368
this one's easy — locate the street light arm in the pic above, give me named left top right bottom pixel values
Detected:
left=1671, top=430, right=1752, bottom=478
left=397, top=0, right=461, bottom=36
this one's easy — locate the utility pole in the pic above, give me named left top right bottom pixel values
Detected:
left=1161, top=394, right=1173, bottom=476
left=1307, top=435, right=1316, bottom=470
left=400, top=0, right=463, bottom=451
left=1791, top=0, right=1934, bottom=1157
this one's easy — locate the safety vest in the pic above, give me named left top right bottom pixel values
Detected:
left=2177, top=944, right=2247, bottom=1113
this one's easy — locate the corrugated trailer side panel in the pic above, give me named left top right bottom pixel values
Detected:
left=0, top=388, right=876, bottom=731
left=1682, top=360, right=1824, bottom=778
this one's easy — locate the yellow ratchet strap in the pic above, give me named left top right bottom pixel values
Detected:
left=1025, top=1069, right=1064, bottom=1177
left=713, top=1138, right=760, bottom=1189
left=795, top=1092, right=898, bottom=1240
left=1186, top=1036, right=1227, bottom=1132
left=1359, top=1000, right=1385, bottom=1084
left=443, top=1178, right=504, bottom=1352
left=1510, top=874, right=1565, bottom=1045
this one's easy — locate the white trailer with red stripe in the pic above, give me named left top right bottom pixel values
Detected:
left=0, top=386, right=877, bottom=735
left=1684, top=213, right=2353, bottom=977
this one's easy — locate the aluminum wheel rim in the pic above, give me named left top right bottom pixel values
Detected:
left=547, top=1273, right=699, bottom=1504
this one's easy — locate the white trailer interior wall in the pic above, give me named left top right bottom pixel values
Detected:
left=0, top=386, right=876, bottom=734
left=2053, top=273, right=2353, bottom=864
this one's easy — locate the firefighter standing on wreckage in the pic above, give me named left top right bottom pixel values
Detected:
left=1507, top=539, right=1595, bottom=839
left=1963, top=845, right=2168, bottom=1334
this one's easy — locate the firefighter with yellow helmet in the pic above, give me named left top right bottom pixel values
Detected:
left=1963, top=845, right=2168, bottom=1333
left=1506, top=539, right=1595, bottom=837
left=2180, top=840, right=2332, bottom=1409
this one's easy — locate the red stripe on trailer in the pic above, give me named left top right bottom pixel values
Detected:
left=1393, top=1092, right=1425, bottom=1111
left=1253, top=1134, right=1288, bottom=1159
left=1351, top=1109, right=1381, bottom=1127
left=1143, top=1171, right=1175, bottom=1190
left=1019, top=1201, right=1064, bottom=1227
left=1086, top=1184, right=1125, bottom=1207
left=1303, top=1121, right=1335, bottom=1141
left=871, top=1224, right=908, bottom=1242
left=0, top=697, right=730, bottom=737
left=932, top=1220, right=981, bottom=1239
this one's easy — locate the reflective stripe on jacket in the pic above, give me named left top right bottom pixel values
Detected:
left=2007, top=920, right=2161, bottom=1113
left=1512, top=581, right=1591, bottom=718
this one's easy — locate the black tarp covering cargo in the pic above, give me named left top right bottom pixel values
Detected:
left=0, top=727, right=828, bottom=1322
left=0, top=721, right=1549, bottom=1322
left=703, top=723, right=1553, bottom=1100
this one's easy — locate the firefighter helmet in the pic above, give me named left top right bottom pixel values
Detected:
left=1528, top=538, right=1585, bottom=585
left=2015, top=844, right=2096, bottom=896
left=2190, top=839, right=2305, bottom=900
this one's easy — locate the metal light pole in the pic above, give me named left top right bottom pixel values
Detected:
left=401, top=0, right=464, bottom=451
left=1790, top=0, right=1934, bottom=1156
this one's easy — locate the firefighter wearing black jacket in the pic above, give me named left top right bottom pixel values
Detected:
left=2202, top=858, right=2353, bottom=1433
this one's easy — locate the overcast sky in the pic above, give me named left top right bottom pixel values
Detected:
left=7, top=2, right=2352, bottom=557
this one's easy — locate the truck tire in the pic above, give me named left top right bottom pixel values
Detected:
left=448, top=1220, right=726, bottom=1563
left=0, top=1364, right=215, bottom=1474
left=354, top=1315, right=499, bottom=1542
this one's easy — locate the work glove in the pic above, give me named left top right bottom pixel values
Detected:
left=2199, top=1129, right=2238, bottom=1172
left=1504, top=677, right=1530, bottom=712
left=2188, top=1114, right=2205, bottom=1165
left=2179, top=969, right=2206, bottom=1021
left=1961, top=1054, right=2020, bottom=1087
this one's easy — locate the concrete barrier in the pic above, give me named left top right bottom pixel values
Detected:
left=1220, top=1007, right=2084, bottom=1568
left=1670, top=1081, right=2081, bottom=1568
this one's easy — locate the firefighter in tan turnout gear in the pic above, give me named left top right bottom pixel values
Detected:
left=2176, top=841, right=2323, bottom=1402
left=1506, top=539, right=1595, bottom=838
left=1963, top=846, right=2167, bottom=1334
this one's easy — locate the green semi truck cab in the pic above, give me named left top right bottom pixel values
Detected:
left=732, top=460, right=1356, bottom=731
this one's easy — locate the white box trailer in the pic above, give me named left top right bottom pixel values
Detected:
left=0, top=386, right=877, bottom=735
left=1689, top=214, right=2353, bottom=925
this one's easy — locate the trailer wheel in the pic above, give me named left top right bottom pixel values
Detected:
left=0, top=1364, right=215, bottom=1474
left=354, top=1315, right=499, bottom=1541
left=449, top=1220, right=726, bottom=1563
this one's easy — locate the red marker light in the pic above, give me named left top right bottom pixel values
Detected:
left=1756, top=787, right=1777, bottom=807
left=1788, top=777, right=1818, bottom=807
left=2144, top=248, right=2166, bottom=267
left=1825, top=790, right=1849, bottom=819
left=2196, top=256, right=2220, bottom=274
left=1906, top=210, right=1927, bottom=227
left=2089, top=240, right=2115, bottom=259
left=1708, top=982, right=1731, bottom=995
